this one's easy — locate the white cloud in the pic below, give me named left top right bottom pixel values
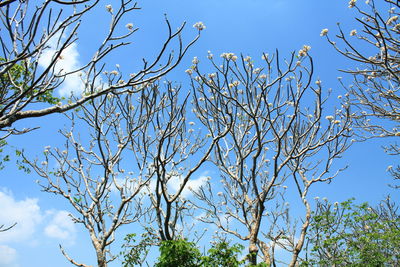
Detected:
left=0, top=245, right=18, bottom=267
left=168, top=175, right=209, bottom=198
left=44, top=210, right=77, bottom=244
left=38, top=35, right=84, bottom=97
left=0, top=188, right=78, bottom=267
left=145, top=173, right=209, bottom=199
left=0, top=189, right=43, bottom=243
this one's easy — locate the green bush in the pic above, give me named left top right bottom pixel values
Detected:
left=302, top=198, right=400, bottom=266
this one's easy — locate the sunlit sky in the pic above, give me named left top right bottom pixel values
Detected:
left=1, top=1, right=399, bottom=266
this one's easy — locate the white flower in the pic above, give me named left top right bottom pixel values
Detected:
left=350, top=29, right=357, bottom=36
left=325, top=115, right=334, bottom=121
left=185, top=69, right=193, bottom=75
left=320, top=28, right=329, bottom=36
left=189, top=121, right=195, bottom=126
left=315, top=80, right=321, bottom=85
left=110, top=70, right=119, bottom=75
left=192, top=57, right=199, bottom=64
left=105, top=4, right=113, bottom=13
left=253, top=68, right=261, bottom=74
left=193, top=21, right=206, bottom=31
left=126, top=23, right=134, bottom=30
left=387, top=16, right=398, bottom=25
left=261, top=54, right=269, bottom=61
left=298, top=45, right=311, bottom=57
left=228, top=81, right=240, bottom=88
left=348, top=0, right=356, bottom=8
left=217, top=192, right=223, bottom=197
left=220, top=52, right=236, bottom=61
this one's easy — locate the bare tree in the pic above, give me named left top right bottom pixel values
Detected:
left=323, top=0, right=400, bottom=184
left=0, top=0, right=200, bottom=139
left=24, top=91, right=159, bottom=267
left=137, top=81, right=230, bottom=242
left=189, top=50, right=351, bottom=266
left=22, top=77, right=230, bottom=266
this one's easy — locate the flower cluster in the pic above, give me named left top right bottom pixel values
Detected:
left=220, top=52, right=237, bottom=61
left=387, top=16, right=398, bottom=25
left=350, top=29, right=357, bottom=36
left=261, top=54, right=269, bottom=61
left=193, top=22, right=206, bottom=31
left=126, top=23, right=134, bottom=31
left=348, top=0, right=356, bottom=8
left=320, top=28, right=329, bottom=36
left=259, top=74, right=267, bottom=79
left=298, top=45, right=311, bottom=57
left=228, top=81, right=240, bottom=88
left=106, top=4, right=113, bottom=13
left=207, top=50, right=213, bottom=59
left=208, top=73, right=216, bottom=79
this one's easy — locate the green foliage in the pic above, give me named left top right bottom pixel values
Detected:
left=121, top=237, right=248, bottom=267
left=202, top=241, right=245, bottom=267
left=0, top=140, right=9, bottom=170
left=0, top=57, right=61, bottom=106
left=120, top=232, right=155, bottom=267
left=303, top=198, right=400, bottom=266
left=248, top=263, right=269, bottom=267
left=14, top=149, right=31, bottom=174
left=155, top=239, right=202, bottom=267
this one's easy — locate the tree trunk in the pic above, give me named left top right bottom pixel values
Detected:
left=249, top=241, right=259, bottom=265
left=96, top=244, right=107, bottom=267
left=95, top=247, right=107, bottom=267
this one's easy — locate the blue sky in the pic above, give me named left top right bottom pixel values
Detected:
left=0, top=0, right=399, bottom=266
